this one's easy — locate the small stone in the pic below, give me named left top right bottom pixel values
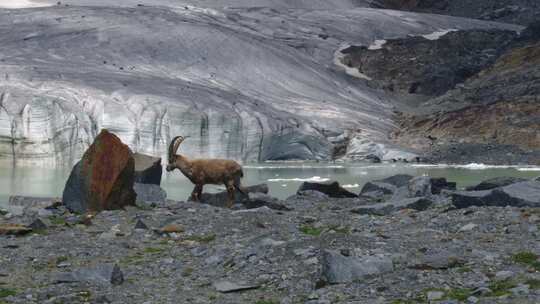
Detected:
left=213, top=280, right=259, bottom=293
left=495, top=270, right=514, bottom=281
left=427, top=291, right=444, bottom=301
left=510, top=284, right=529, bottom=295
left=459, top=223, right=478, bottom=232
left=134, top=219, right=149, bottom=230
left=28, top=218, right=47, bottom=231
left=159, top=224, right=184, bottom=234
left=467, top=296, right=479, bottom=303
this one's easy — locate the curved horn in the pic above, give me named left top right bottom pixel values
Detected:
left=168, top=136, right=184, bottom=163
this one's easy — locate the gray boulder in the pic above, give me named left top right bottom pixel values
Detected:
left=408, top=176, right=432, bottom=197
left=55, top=264, right=124, bottom=286
left=350, top=197, right=433, bottom=216
left=466, top=177, right=528, bottom=191
left=450, top=181, right=540, bottom=208
left=243, top=193, right=291, bottom=211
left=360, top=182, right=396, bottom=197
left=7, top=196, right=59, bottom=217
left=321, top=250, right=393, bottom=284
left=297, top=181, right=358, bottom=198
left=133, top=183, right=167, bottom=204
left=133, top=153, right=162, bottom=185
left=377, top=174, right=414, bottom=187
left=199, top=184, right=269, bottom=208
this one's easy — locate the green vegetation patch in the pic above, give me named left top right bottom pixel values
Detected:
left=525, top=279, right=540, bottom=290
left=186, top=233, right=216, bottom=243
left=299, top=224, right=324, bottom=236
left=48, top=215, right=66, bottom=226
left=255, top=299, right=280, bottom=304
left=488, top=280, right=517, bottom=297
left=511, top=251, right=540, bottom=271
left=0, top=288, right=16, bottom=298
left=143, top=247, right=165, bottom=254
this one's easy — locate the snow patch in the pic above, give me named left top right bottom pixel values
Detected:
left=422, top=29, right=458, bottom=40
left=333, top=44, right=372, bottom=80
left=368, top=39, right=386, bottom=50
left=517, top=167, right=540, bottom=172
left=267, top=176, right=330, bottom=183
left=342, top=184, right=360, bottom=188
left=0, top=0, right=51, bottom=8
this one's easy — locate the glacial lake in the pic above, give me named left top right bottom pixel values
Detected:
left=1, top=162, right=540, bottom=208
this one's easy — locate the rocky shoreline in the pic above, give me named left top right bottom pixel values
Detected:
left=1, top=173, right=539, bottom=304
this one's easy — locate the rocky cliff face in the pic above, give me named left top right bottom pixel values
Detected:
left=372, top=0, right=540, bottom=25
left=393, top=40, right=540, bottom=165
left=0, top=2, right=519, bottom=164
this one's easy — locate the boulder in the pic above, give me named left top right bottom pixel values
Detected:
left=297, top=181, right=358, bottom=198
left=450, top=181, right=540, bottom=208
left=430, top=177, right=456, bottom=194
left=243, top=193, right=291, bottom=211
left=377, top=174, right=414, bottom=187
left=62, top=130, right=136, bottom=213
left=133, top=153, right=162, bottom=185
left=360, top=182, right=396, bottom=196
left=408, top=176, right=432, bottom=197
left=55, top=263, right=124, bottom=285
left=350, top=197, right=433, bottom=216
left=466, top=177, right=527, bottom=191
left=7, top=196, right=60, bottom=217
left=199, top=184, right=269, bottom=207
left=133, top=183, right=167, bottom=204
left=321, top=250, right=393, bottom=284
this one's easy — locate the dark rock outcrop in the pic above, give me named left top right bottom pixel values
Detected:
left=450, top=181, right=540, bottom=208
left=133, top=153, right=162, bottom=185
left=340, top=29, right=517, bottom=96
left=199, top=184, right=271, bottom=208
left=62, top=130, right=137, bottom=214
left=297, top=181, right=358, bottom=198
left=372, top=0, right=540, bottom=25
left=393, top=39, right=540, bottom=165
left=351, top=197, right=433, bottom=216
left=466, top=177, right=528, bottom=191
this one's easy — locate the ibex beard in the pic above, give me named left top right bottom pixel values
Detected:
left=166, top=136, right=245, bottom=208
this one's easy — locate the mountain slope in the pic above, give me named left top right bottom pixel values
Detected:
left=0, top=3, right=521, bottom=164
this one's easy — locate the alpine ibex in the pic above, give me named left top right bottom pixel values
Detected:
left=166, top=136, right=245, bottom=208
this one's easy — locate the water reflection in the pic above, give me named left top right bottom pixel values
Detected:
left=1, top=162, right=539, bottom=206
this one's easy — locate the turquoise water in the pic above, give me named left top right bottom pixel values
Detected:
left=1, top=162, right=539, bottom=207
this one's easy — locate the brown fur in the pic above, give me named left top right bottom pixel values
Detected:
left=166, top=136, right=245, bottom=208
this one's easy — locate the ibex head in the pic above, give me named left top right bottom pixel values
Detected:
left=166, top=135, right=189, bottom=172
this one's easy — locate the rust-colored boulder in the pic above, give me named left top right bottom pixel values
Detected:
left=62, top=130, right=136, bottom=213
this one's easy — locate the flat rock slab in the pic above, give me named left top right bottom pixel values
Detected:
left=297, top=181, right=358, bottom=198
left=199, top=184, right=269, bottom=208
left=55, top=264, right=124, bottom=286
left=466, top=176, right=527, bottom=191
left=213, top=280, right=260, bottom=293
left=351, top=197, right=433, bottom=216
left=451, top=181, right=540, bottom=208
left=321, top=250, right=394, bottom=284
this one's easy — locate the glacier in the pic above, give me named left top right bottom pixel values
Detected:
left=0, top=1, right=521, bottom=165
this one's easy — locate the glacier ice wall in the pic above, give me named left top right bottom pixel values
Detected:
left=0, top=3, right=521, bottom=165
